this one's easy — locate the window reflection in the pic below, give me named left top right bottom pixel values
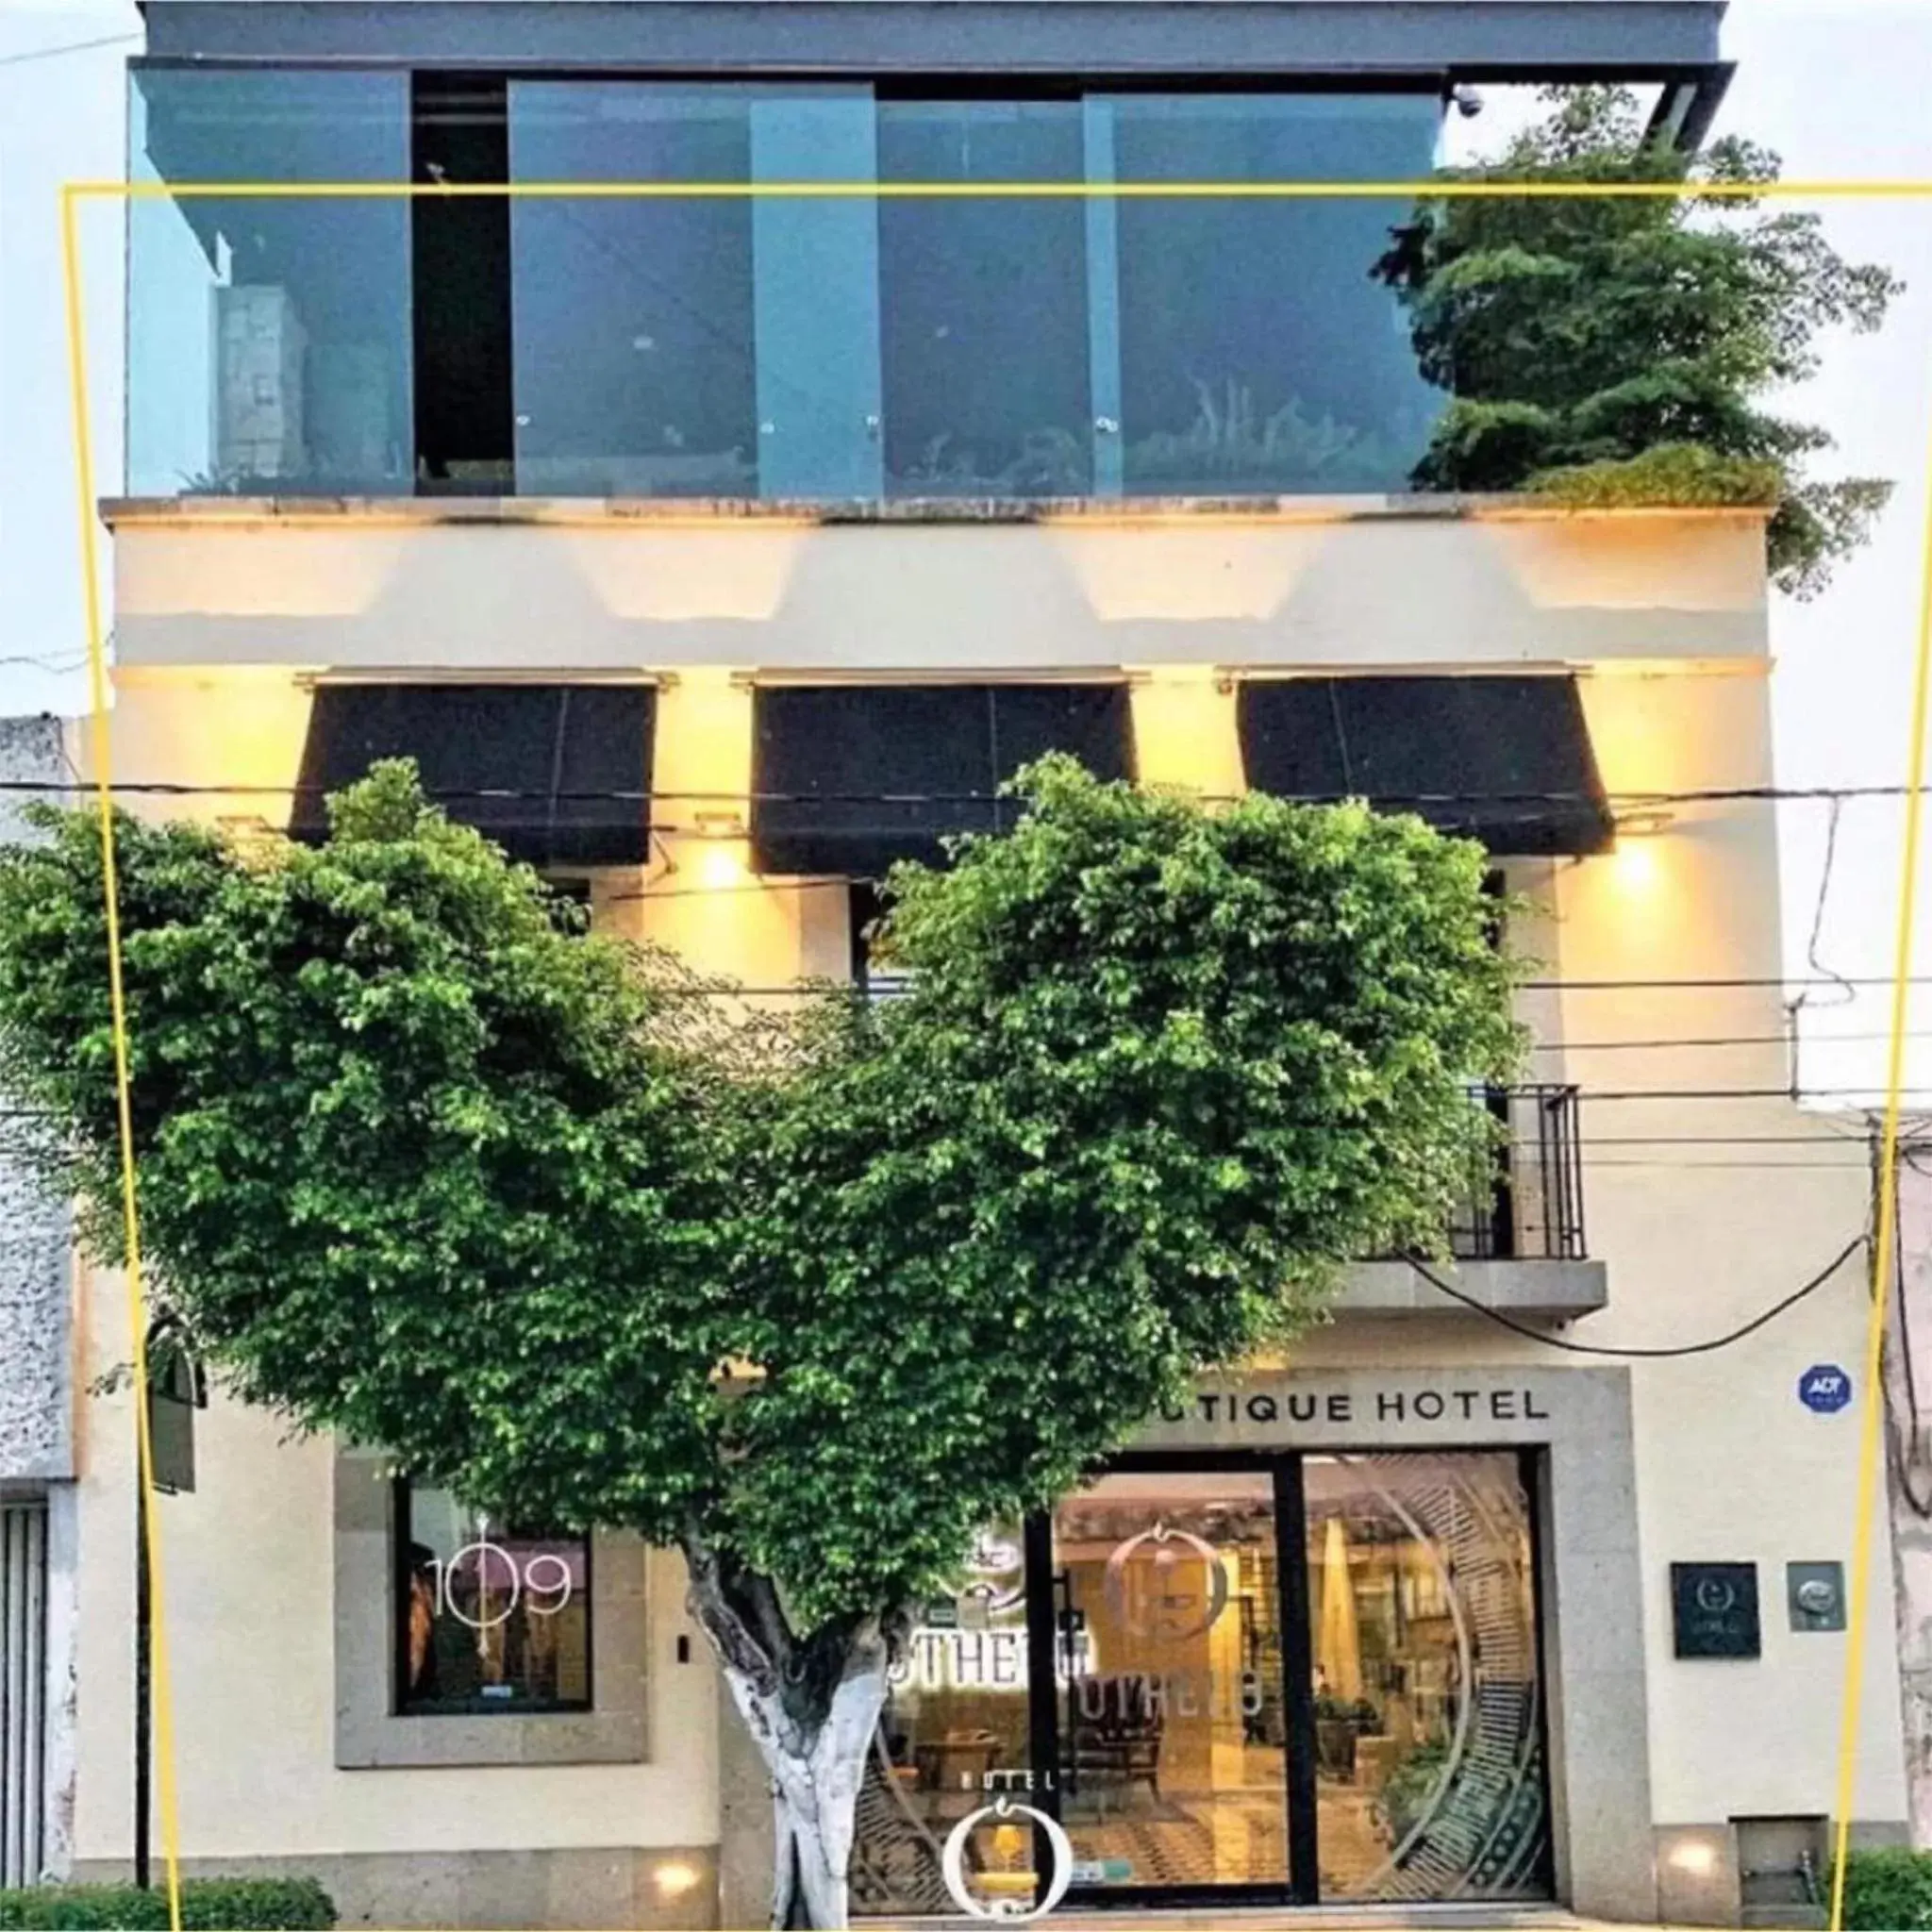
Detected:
left=128, top=68, right=413, bottom=496
left=126, top=78, right=1450, bottom=505
left=857, top=1525, right=1034, bottom=1915
left=508, top=84, right=758, bottom=497
left=1306, top=1453, right=1547, bottom=1901
left=1108, top=93, right=1445, bottom=494
left=878, top=102, right=1091, bottom=496
left=395, top=1482, right=591, bottom=1715
left=1054, top=1471, right=1290, bottom=1890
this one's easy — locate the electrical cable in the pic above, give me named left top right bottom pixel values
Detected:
left=0, top=776, right=1924, bottom=805
left=1403, top=1234, right=1868, bottom=1358
left=1533, top=1031, right=1932, bottom=1051
left=1579, top=1087, right=1932, bottom=1101
left=0, top=1108, right=1916, bottom=1143
left=350, top=971, right=1932, bottom=992
left=0, top=30, right=141, bottom=68
left=1576, top=1151, right=1862, bottom=1166
left=1888, top=1144, right=1932, bottom=1517
left=1801, top=794, right=1858, bottom=1010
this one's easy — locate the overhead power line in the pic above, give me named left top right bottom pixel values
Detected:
left=0, top=30, right=141, bottom=68
left=0, top=777, right=1923, bottom=806
left=1578, top=1088, right=1929, bottom=1102
left=0, top=1094, right=1919, bottom=1120
left=592, top=974, right=1932, bottom=993
left=1531, top=1032, right=1932, bottom=1052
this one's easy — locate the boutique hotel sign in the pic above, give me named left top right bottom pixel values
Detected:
left=1146, top=1370, right=1564, bottom=1444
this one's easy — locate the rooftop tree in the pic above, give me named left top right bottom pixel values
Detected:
left=1376, top=85, right=1901, bottom=596
left=0, top=758, right=1517, bottom=1927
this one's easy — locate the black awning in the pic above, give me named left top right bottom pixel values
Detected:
left=291, top=683, right=655, bottom=868
left=751, top=683, right=1134, bottom=876
left=1236, top=675, right=1613, bottom=857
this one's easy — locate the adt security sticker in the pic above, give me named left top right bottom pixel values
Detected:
left=1798, top=1364, right=1853, bottom=1415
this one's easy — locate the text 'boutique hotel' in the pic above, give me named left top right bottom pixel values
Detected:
left=0, top=0, right=1910, bottom=1925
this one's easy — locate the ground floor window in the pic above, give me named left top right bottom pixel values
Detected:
left=392, top=1481, right=592, bottom=1715
left=852, top=1449, right=1549, bottom=1913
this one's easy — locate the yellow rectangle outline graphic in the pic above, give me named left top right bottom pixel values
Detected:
left=66, top=175, right=1932, bottom=197
left=60, top=172, right=1932, bottom=1932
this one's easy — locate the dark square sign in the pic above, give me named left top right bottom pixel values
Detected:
left=1672, top=1561, right=1761, bottom=1658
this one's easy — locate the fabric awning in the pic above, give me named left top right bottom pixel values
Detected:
left=750, top=683, right=1134, bottom=876
left=290, top=683, right=655, bottom=868
left=1236, top=675, right=1613, bottom=857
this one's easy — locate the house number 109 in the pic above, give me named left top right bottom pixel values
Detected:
left=425, top=1541, right=575, bottom=1630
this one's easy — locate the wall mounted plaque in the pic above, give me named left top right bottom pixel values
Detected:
left=1789, top=1560, right=1847, bottom=1632
left=1671, top=1561, right=1760, bottom=1658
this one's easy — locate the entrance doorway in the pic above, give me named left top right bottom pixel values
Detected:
left=1048, top=1467, right=1296, bottom=1894
left=851, top=1449, right=1552, bottom=1915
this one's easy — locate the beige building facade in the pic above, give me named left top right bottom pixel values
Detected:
left=21, top=0, right=1907, bottom=1923
left=54, top=492, right=1902, bottom=1927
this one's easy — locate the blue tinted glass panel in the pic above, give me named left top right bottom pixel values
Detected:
left=749, top=94, right=883, bottom=499
left=127, top=68, right=413, bottom=497
left=508, top=84, right=758, bottom=497
left=1107, top=94, right=1444, bottom=496
left=508, top=83, right=879, bottom=499
left=877, top=102, right=1089, bottom=497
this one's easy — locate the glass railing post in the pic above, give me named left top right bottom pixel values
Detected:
left=750, top=94, right=882, bottom=500
left=1083, top=99, right=1124, bottom=499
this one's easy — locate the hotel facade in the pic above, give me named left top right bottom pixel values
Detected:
left=0, top=0, right=1912, bottom=1924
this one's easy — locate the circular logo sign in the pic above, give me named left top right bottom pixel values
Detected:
left=1694, top=1574, right=1737, bottom=1616
left=1104, top=1520, right=1229, bottom=1642
left=960, top=1530, right=1028, bottom=1616
left=1798, top=1364, right=1853, bottom=1415
left=941, top=1798, right=1073, bottom=1922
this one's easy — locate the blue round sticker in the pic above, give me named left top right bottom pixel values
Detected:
left=1798, top=1364, right=1853, bottom=1414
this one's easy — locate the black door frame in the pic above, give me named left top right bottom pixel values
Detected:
left=1024, top=1446, right=1318, bottom=1910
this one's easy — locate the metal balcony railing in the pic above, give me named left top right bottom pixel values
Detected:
left=1448, top=1083, right=1587, bottom=1263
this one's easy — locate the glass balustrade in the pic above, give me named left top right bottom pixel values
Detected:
left=127, top=74, right=1449, bottom=503
left=1107, top=92, right=1445, bottom=496
left=127, top=66, right=415, bottom=498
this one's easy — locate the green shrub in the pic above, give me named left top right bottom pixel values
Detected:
left=1528, top=442, right=1784, bottom=511
left=0, top=1879, right=335, bottom=1930
left=1839, top=1846, right=1932, bottom=1930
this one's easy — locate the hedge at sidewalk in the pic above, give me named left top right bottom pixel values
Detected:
left=0, top=1881, right=335, bottom=1929
left=1840, top=1847, right=1932, bottom=1930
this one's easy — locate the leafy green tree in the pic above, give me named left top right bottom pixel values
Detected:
left=0, top=758, right=1517, bottom=1926
left=1375, top=86, right=1901, bottom=596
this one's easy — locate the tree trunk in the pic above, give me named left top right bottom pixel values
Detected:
left=682, top=1534, right=903, bottom=1930
left=724, top=1645, right=889, bottom=1930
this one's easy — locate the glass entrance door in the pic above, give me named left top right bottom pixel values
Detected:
left=1305, top=1453, right=1551, bottom=1903
left=850, top=1448, right=1552, bottom=1915
left=1049, top=1468, right=1299, bottom=1896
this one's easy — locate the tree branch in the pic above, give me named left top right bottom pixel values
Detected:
left=680, top=1529, right=785, bottom=1697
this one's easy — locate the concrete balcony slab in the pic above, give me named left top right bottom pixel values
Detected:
left=1340, top=1257, right=1608, bottom=1320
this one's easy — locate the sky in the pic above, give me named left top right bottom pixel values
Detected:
left=1, top=0, right=1928, bottom=1105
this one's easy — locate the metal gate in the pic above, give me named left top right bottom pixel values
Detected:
left=0, top=1498, right=48, bottom=1888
